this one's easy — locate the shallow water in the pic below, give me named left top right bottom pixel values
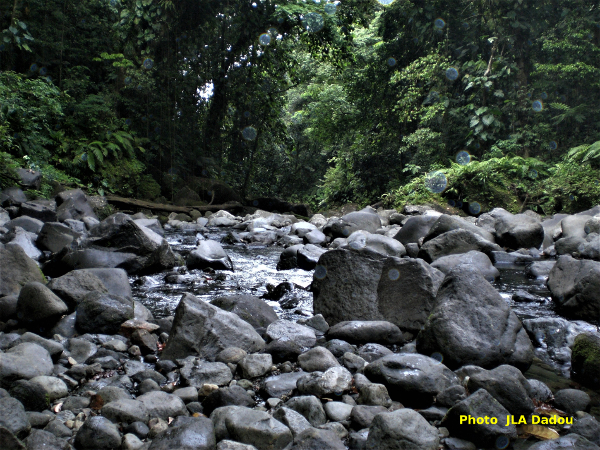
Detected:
left=131, top=227, right=314, bottom=320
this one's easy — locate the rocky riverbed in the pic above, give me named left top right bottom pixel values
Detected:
left=1, top=186, right=600, bottom=450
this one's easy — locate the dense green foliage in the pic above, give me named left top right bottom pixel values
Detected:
left=1, top=0, right=599, bottom=214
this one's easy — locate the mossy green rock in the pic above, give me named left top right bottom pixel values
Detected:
left=571, top=333, right=600, bottom=388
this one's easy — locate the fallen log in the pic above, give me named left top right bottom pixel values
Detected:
left=105, top=195, right=244, bottom=214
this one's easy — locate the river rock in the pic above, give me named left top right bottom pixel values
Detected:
left=7, top=228, right=42, bottom=260
left=74, top=416, right=121, bottom=450
left=238, top=354, right=272, bottom=379
left=298, top=347, right=340, bottom=372
left=211, top=406, right=292, bottom=449
left=571, top=333, right=600, bottom=388
left=10, top=376, right=68, bottom=411
left=202, top=386, right=255, bottom=415
left=528, top=434, right=600, bottom=450
left=180, top=359, right=233, bottom=388
left=20, top=200, right=57, bottom=222
left=5, top=216, right=45, bottom=234
left=547, top=255, right=600, bottom=320
left=25, top=429, right=71, bottom=450
left=304, top=229, right=327, bottom=246
left=187, top=240, right=233, bottom=271
left=291, top=222, right=317, bottom=237
left=0, top=397, right=30, bottom=438
left=324, top=401, right=354, bottom=422
left=137, top=391, right=188, bottom=420
left=416, top=266, right=533, bottom=371
left=37, top=222, right=82, bottom=254
left=324, top=208, right=382, bottom=238
left=284, top=396, right=327, bottom=426
left=569, top=416, right=600, bottom=445
left=297, top=244, right=327, bottom=270
left=55, top=189, right=97, bottom=222
left=102, top=399, right=150, bottom=424
left=211, top=295, right=277, bottom=331
left=296, top=366, right=353, bottom=397
left=83, top=212, right=175, bottom=273
left=442, top=389, right=517, bottom=448
left=85, top=268, right=132, bottom=299
left=261, top=372, right=307, bottom=398
left=494, top=212, right=544, bottom=250
left=11, top=333, right=64, bottom=361
left=327, top=321, right=403, bottom=345
left=431, top=250, right=499, bottom=281
left=0, top=186, right=27, bottom=207
left=293, top=428, right=346, bottom=450
left=266, top=320, right=317, bottom=350
left=344, top=231, right=406, bottom=257
left=16, top=281, right=68, bottom=326
left=364, top=353, right=460, bottom=408
left=418, top=229, right=502, bottom=263
left=393, top=215, right=439, bottom=245
left=466, top=365, right=534, bottom=416
left=526, top=260, right=556, bottom=279
left=424, top=214, right=496, bottom=243
left=149, top=416, right=216, bottom=450
left=47, top=269, right=109, bottom=307
left=76, top=291, right=134, bottom=334
left=276, top=244, right=304, bottom=270
left=272, top=407, right=312, bottom=438
left=0, top=244, right=45, bottom=297
left=0, top=343, right=54, bottom=388
left=366, top=408, right=439, bottom=450
left=313, top=250, right=444, bottom=333
left=554, top=389, right=590, bottom=414
left=161, top=293, right=265, bottom=361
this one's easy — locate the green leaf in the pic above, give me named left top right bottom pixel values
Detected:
left=470, top=117, right=480, bottom=128
left=475, top=107, right=487, bottom=116
left=494, top=89, right=504, bottom=98
left=9, top=26, right=18, bottom=34
left=18, top=21, right=27, bottom=30
left=482, top=115, right=494, bottom=126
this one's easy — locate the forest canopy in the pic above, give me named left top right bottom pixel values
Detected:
left=1, top=0, right=600, bottom=215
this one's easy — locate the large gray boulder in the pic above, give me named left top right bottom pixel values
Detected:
left=393, top=215, right=439, bottom=246
left=466, top=365, right=534, bottom=416
left=20, top=200, right=57, bottom=222
left=187, top=240, right=233, bottom=271
left=323, top=208, right=382, bottom=238
left=547, top=255, right=600, bottom=320
left=36, top=222, right=82, bottom=254
left=495, top=212, right=544, bottom=250
left=211, top=406, right=292, bottom=450
left=74, top=416, right=120, bottom=450
left=161, top=293, right=265, bottom=361
left=424, top=214, right=496, bottom=243
left=0, top=397, right=30, bottom=438
left=417, top=229, right=502, bottom=263
left=5, top=216, right=44, bottom=234
left=571, top=333, right=600, bottom=389
left=55, top=189, right=98, bottom=222
left=313, top=250, right=444, bottom=333
left=442, top=389, right=517, bottom=447
left=430, top=250, right=499, bottom=282
left=16, top=282, right=69, bottom=327
left=0, top=245, right=45, bottom=297
left=541, top=213, right=568, bottom=249
left=84, top=268, right=132, bottom=299
left=211, top=295, right=277, bottom=331
left=327, top=321, right=403, bottom=345
left=296, top=366, right=353, bottom=397
left=149, top=416, right=216, bottom=450
left=364, top=353, right=460, bottom=408
left=416, top=266, right=533, bottom=371
left=180, top=359, right=233, bottom=388
left=136, top=391, right=188, bottom=420
left=7, top=228, right=42, bottom=261
left=366, top=409, right=439, bottom=450
left=266, top=320, right=317, bottom=350
left=75, top=292, right=134, bottom=334
left=343, top=231, right=406, bottom=257
left=47, top=269, right=109, bottom=307
left=0, top=186, right=27, bottom=207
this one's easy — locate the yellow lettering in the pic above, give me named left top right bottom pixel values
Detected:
left=460, top=415, right=467, bottom=424
left=566, top=417, right=573, bottom=425
left=517, top=416, right=527, bottom=425
left=557, top=417, right=565, bottom=425
left=532, top=415, right=540, bottom=424
left=541, top=417, right=549, bottom=425
left=491, top=417, right=497, bottom=424
left=477, top=417, right=484, bottom=425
